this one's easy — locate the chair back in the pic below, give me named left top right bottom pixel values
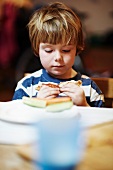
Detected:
left=91, top=77, right=113, bottom=108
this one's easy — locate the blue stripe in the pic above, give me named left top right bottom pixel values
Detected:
left=12, top=89, right=29, bottom=100
left=82, top=78, right=102, bottom=94
left=91, top=80, right=102, bottom=94
left=22, top=76, right=41, bottom=88
left=90, top=100, right=105, bottom=107
left=81, top=78, right=91, bottom=86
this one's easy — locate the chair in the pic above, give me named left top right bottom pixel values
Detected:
left=91, top=77, right=113, bottom=108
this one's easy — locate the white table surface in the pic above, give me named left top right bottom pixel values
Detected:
left=0, top=100, right=113, bottom=144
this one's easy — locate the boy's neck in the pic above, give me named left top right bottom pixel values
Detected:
left=47, top=68, right=77, bottom=79
left=71, top=69, right=77, bottom=78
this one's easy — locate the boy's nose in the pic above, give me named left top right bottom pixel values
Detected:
left=54, top=51, right=63, bottom=61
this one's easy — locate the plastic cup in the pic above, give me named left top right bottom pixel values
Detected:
left=35, top=117, right=85, bottom=170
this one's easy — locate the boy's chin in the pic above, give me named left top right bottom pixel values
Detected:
left=48, top=70, right=62, bottom=76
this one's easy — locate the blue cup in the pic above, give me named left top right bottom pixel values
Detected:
left=35, top=117, right=85, bottom=170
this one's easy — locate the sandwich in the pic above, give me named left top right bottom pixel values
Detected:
left=23, top=80, right=82, bottom=112
left=59, top=80, right=82, bottom=87
left=35, top=82, right=59, bottom=91
left=35, top=80, right=82, bottom=91
left=22, top=96, right=73, bottom=112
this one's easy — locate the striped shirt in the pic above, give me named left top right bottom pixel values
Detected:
left=12, top=69, right=104, bottom=107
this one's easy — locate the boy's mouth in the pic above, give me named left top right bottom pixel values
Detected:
left=52, top=65, right=65, bottom=68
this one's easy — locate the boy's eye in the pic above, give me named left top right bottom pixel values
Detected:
left=45, top=50, right=53, bottom=53
left=62, top=50, right=70, bottom=53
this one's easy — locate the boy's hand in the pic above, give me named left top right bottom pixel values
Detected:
left=37, top=85, right=60, bottom=99
left=59, top=83, right=89, bottom=106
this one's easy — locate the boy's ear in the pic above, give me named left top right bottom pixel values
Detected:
left=34, top=52, right=38, bottom=57
left=33, top=49, right=39, bottom=57
left=76, top=48, right=80, bottom=55
left=76, top=48, right=83, bottom=55
left=75, top=49, right=78, bottom=56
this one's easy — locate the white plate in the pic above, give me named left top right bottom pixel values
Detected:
left=0, top=120, right=36, bottom=144
left=0, top=100, right=79, bottom=144
left=0, top=100, right=79, bottom=124
left=0, top=100, right=113, bottom=126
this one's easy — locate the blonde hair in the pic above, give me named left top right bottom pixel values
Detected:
left=28, top=2, right=84, bottom=56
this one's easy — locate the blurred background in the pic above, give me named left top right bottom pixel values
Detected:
left=0, top=0, right=113, bottom=101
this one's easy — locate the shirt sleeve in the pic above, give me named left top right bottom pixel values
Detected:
left=89, top=80, right=105, bottom=107
left=12, top=76, right=33, bottom=100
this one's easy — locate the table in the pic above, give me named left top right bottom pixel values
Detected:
left=77, top=121, right=113, bottom=170
left=0, top=121, right=113, bottom=170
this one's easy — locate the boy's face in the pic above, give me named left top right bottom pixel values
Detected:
left=39, top=43, right=77, bottom=79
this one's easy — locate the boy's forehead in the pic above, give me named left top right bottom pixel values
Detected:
left=40, top=43, right=75, bottom=47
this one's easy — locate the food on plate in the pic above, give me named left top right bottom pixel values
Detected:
left=22, top=96, right=73, bottom=112
left=35, top=82, right=59, bottom=91
left=45, top=96, right=73, bottom=112
left=22, top=96, right=47, bottom=108
left=46, top=101, right=73, bottom=112
left=59, top=80, right=82, bottom=87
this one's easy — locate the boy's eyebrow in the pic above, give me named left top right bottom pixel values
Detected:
left=40, top=43, right=75, bottom=48
left=40, top=44, right=52, bottom=48
left=43, top=44, right=52, bottom=47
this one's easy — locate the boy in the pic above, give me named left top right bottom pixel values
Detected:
left=13, top=2, right=104, bottom=107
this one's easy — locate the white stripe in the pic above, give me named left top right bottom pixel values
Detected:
left=81, top=85, right=91, bottom=96
left=90, top=88, right=104, bottom=102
